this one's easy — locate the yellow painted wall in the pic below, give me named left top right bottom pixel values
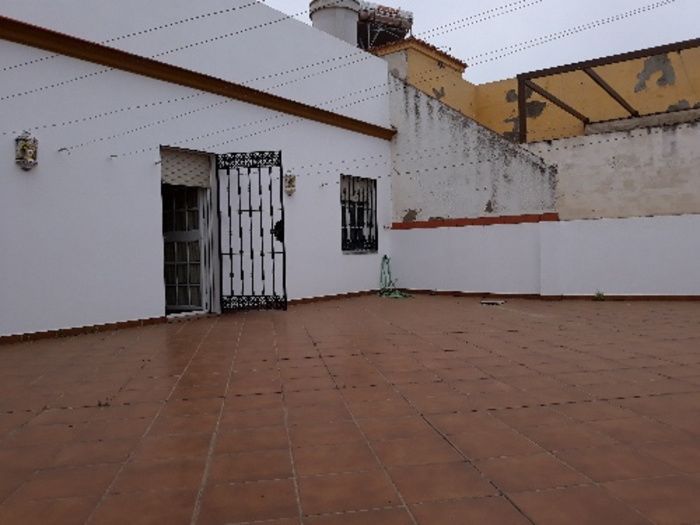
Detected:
left=397, top=45, right=700, bottom=143
left=403, top=47, right=478, bottom=119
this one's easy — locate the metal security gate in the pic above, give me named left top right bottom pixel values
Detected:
left=217, top=151, right=287, bottom=311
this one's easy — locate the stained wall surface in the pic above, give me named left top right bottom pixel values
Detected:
left=477, top=49, right=700, bottom=143
left=389, top=78, right=556, bottom=224
left=528, top=118, right=700, bottom=220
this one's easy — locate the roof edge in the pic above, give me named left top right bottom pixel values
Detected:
left=0, top=15, right=396, bottom=141
left=371, top=37, right=467, bottom=71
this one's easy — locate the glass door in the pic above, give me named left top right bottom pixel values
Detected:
left=162, top=184, right=203, bottom=312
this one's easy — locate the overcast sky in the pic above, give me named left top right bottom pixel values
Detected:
left=264, top=0, right=698, bottom=84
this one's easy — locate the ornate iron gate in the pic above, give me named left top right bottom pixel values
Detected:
left=216, top=151, right=287, bottom=311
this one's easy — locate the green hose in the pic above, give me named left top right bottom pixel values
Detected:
left=379, top=255, right=411, bottom=299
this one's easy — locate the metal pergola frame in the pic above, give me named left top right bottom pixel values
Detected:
left=516, top=37, right=700, bottom=143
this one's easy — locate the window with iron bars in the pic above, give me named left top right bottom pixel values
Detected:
left=341, top=175, right=378, bottom=253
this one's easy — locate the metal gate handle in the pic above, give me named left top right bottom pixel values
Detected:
left=273, top=219, right=284, bottom=243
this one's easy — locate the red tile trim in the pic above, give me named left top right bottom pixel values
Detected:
left=392, top=213, right=560, bottom=230
left=0, top=317, right=167, bottom=346
left=288, top=290, right=379, bottom=306
left=407, top=290, right=700, bottom=301
left=539, top=295, right=700, bottom=302
left=407, top=290, right=541, bottom=299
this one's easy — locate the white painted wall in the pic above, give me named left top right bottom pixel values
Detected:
left=540, top=215, right=700, bottom=297
left=389, top=77, right=556, bottom=224
left=391, top=224, right=542, bottom=294
left=0, top=0, right=389, bottom=127
left=392, top=215, right=700, bottom=297
left=528, top=120, right=700, bottom=220
left=0, top=32, right=391, bottom=336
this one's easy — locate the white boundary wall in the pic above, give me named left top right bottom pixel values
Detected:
left=0, top=3, right=392, bottom=337
left=540, top=215, right=700, bottom=296
left=392, top=215, right=700, bottom=297
left=391, top=224, right=542, bottom=294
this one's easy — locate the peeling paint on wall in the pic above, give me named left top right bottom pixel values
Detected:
left=667, top=99, right=691, bottom=112
left=634, top=54, right=676, bottom=92
left=432, top=86, right=446, bottom=100
left=526, top=100, right=547, bottom=118
left=403, top=209, right=420, bottom=222
left=502, top=87, right=546, bottom=142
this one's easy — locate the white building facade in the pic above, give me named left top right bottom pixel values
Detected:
left=1, top=0, right=394, bottom=337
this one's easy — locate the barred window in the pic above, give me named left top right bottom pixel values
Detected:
left=341, top=175, right=378, bottom=253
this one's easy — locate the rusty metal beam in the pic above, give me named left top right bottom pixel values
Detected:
left=521, top=37, right=700, bottom=80
left=517, top=76, right=528, bottom=143
left=584, top=68, right=639, bottom=117
left=524, top=80, right=590, bottom=124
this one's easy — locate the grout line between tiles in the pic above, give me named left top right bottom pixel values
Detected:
left=83, top=320, right=215, bottom=524
left=364, top=302, right=660, bottom=525
left=189, top=317, right=245, bottom=525
left=304, top=325, right=420, bottom=525
left=275, top=319, right=306, bottom=524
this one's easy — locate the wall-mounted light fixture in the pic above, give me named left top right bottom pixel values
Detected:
left=284, top=173, right=297, bottom=196
left=15, top=131, right=38, bottom=171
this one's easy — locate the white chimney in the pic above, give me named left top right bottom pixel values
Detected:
left=309, top=0, right=361, bottom=46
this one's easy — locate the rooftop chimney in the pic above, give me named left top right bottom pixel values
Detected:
left=309, top=0, right=361, bottom=46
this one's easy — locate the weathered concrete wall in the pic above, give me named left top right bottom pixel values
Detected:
left=389, top=77, right=556, bottom=224
left=528, top=119, right=700, bottom=220
left=392, top=215, right=700, bottom=297
left=474, top=49, right=700, bottom=143
left=586, top=108, right=700, bottom=134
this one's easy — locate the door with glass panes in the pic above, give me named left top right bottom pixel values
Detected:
left=162, top=184, right=202, bottom=312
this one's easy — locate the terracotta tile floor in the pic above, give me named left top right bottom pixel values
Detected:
left=1, top=296, right=700, bottom=525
